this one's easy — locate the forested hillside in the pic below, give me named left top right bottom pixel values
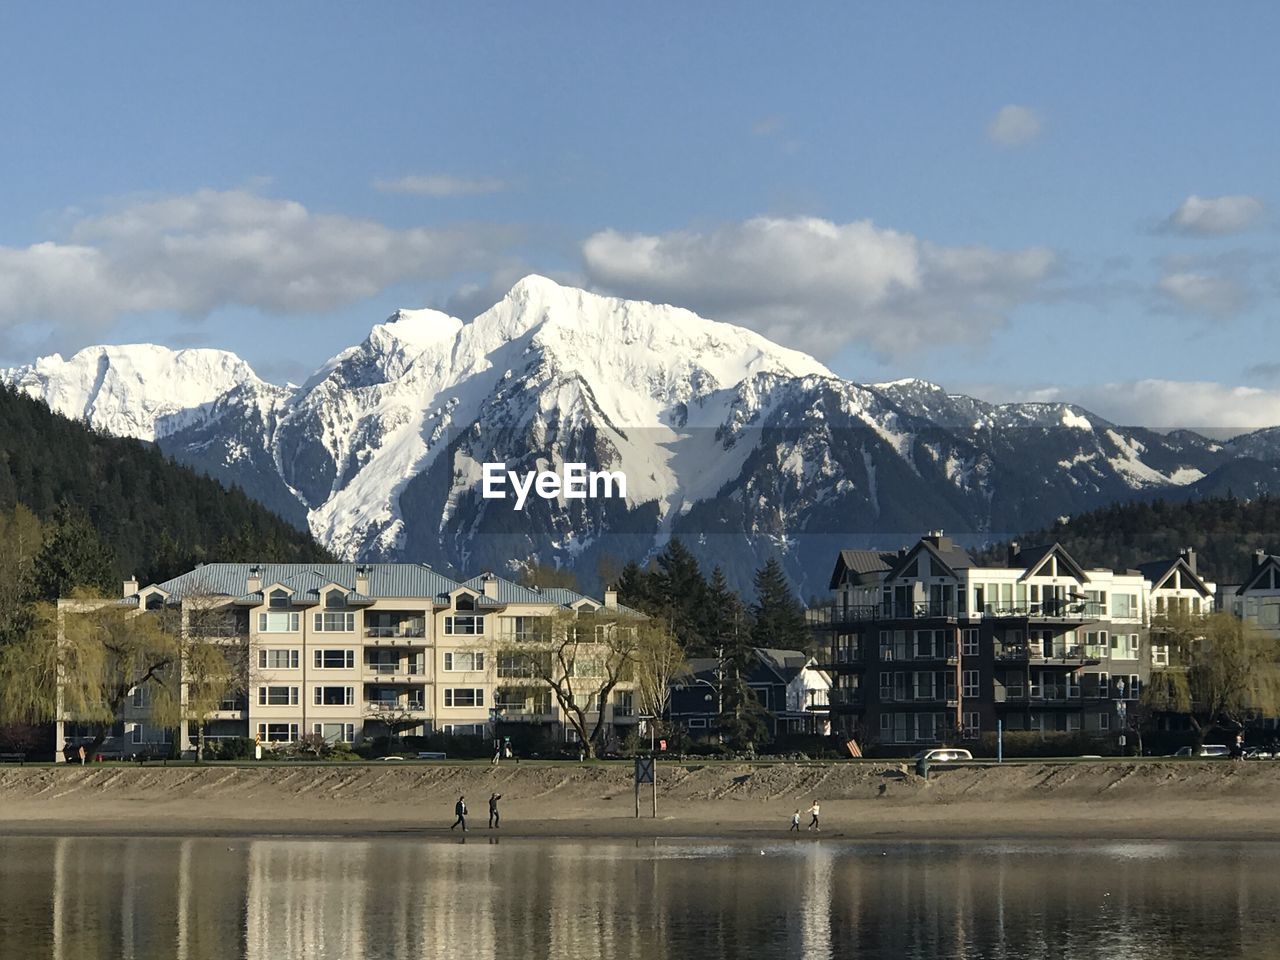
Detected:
left=0, top=385, right=333, bottom=586
left=988, top=496, right=1280, bottom=584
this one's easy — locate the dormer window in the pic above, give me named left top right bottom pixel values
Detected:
left=456, top=593, right=475, bottom=612
left=325, top=589, right=347, bottom=610
left=269, top=590, right=290, bottom=610
left=145, top=593, right=164, bottom=611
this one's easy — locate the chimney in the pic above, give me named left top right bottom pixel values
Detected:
left=604, top=587, right=618, bottom=609
left=1007, top=541, right=1020, bottom=567
left=1181, top=547, right=1197, bottom=575
left=247, top=565, right=263, bottom=594
left=483, top=573, right=500, bottom=600
left=1255, top=549, right=1267, bottom=573
left=355, top=564, right=370, bottom=595
left=122, top=576, right=139, bottom=598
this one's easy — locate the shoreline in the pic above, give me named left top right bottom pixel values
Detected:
left=4, top=760, right=1280, bottom=843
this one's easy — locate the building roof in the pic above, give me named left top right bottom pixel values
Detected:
left=828, top=549, right=898, bottom=589
left=149, top=563, right=465, bottom=604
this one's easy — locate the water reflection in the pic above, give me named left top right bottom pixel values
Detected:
left=0, top=836, right=1274, bottom=960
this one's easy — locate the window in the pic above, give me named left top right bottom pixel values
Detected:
left=1097, top=672, right=1109, bottom=699
left=314, top=649, right=355, bottom=669
left=498, top=652, right=542, bottom=678
left=962, top=670, right=980, bottom=698
left=1066, top=714, right=1081, bottom=733
left=687, top=718, right=708, bottom=729
left=258, top=612, right=300, bottom=633
left=314, top=686, right=354, bottom=706
left=570, top=657, right=604, bottom=678
left=258, top=649, right=299, bottom=669
left=1110, top=594, right=1138, bottom=619
left=496, top=615, right=544, bottom=641
left=1098, top=713, right=1110, bottom=731
left=313, top=722, right=355, bottom=743
left=258, top=686, right=299, bottom=706
left=444, top=688, right=485, bottom=708
left=962, top=629, right=979, bottom=657
left=130, top=686, right=152, bottom=709
left=1151, top=643, right=1170, bottom=667
left=445, top=615, right=485, bottom=636
left=325, top=590, right=347, bottom=609
left=444, top=651, right=485, bottom=672
left=962, top=712, right=980, bottom=738
left=257, top=722, right=299, bottom=743
left=314, top=612, right=356, bottom=632
left=268, top=590, right=290, bottom=610
left=1111, top=634, right=1140, bottom=660
left=442, top=723, right=485, bottom=736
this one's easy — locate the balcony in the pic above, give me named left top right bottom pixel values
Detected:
left=994, top=644, right=1100, bottom=668
left=807, top=602, right=958, bottom=625
left=827, top=688, right=865, bottom=710
left=364, top=662, right=428, bottom=681
left=365, top=625, right=427, bottom=640
left=996, top=686, right=1081, bottom=705
left=365, top=700, right=427, bottom=715
left=982, top=601, right=1094, bottom=623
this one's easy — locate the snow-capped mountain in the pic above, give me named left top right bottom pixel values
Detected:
left=1, top=344, right=263, bottom=441
left=5, top=276, right=1278, bottom=594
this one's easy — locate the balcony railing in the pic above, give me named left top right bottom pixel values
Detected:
left=365, top=663, right=426, bottom=676
left=366, top=626, right=427, bottom=639
left=365, top=700, right=426, bottom=713
left=995, top=644, right=1100, bottom=665
left=827, top=689, right=865, bottom=707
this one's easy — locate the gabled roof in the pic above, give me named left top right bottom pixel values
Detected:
left=828, top=549, right=899, bottom=589
left=1237, top=555, right=1280, bottom=595
left=1137, top=557, right=1213, bottom=597
left=462, top=575, right=551, bottom=606
left=752, top=647, right=813, bottom=684
left=885, top=537, right=975, bottom=581
left=1010, top=543, right=1090, bottom=583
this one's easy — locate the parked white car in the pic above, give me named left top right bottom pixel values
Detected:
left=1173, top=745, right=1229, bottom=758
left=911, top=748, right=973, bottom=762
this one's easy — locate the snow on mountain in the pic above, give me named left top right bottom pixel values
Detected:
left=4, top=275, right=1276, bottom=594
left=1, top=344, right=263, bottom=441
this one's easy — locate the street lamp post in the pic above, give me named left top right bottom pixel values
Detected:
left=1114, top=678, right=1127, bottom=755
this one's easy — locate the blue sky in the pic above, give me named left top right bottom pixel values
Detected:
left=2, top=3, right=1279, bottom=429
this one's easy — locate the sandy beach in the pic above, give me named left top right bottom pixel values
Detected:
left=1, top=759, right=1277, bottom=842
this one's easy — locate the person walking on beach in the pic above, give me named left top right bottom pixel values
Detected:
left=789, top=809, right=801, bottom=832
left=451, top=796, right=468, bottom=831
left=489, top=793, right=502, bottom=829
left=806, top=800, right=821, bottom=831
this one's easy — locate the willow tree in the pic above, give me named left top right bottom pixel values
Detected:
left=0, top=598, right=181, bottom=755
left=0, top=593, right=247, bottom=759
left=1143, top=610, right=1280, bottom=746
left=497, top=608, right=644, bottom=757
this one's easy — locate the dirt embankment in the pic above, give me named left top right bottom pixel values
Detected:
left=0, top=760, right=1273, bottom=840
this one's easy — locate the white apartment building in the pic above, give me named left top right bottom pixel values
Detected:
left=58, top=563, right=640, bottom=758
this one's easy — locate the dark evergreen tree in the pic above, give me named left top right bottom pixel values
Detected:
left=652, top=539, right=710, bottom=653
left=34, top=503, right=117, bottom=601
left=750, top=556, right=810, bottom=652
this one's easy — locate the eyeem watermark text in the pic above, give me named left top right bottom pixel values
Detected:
left=482, top=462, right=627, bottom=511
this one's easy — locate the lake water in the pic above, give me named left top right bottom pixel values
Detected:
left=0, top=835, right=1277, bottom=959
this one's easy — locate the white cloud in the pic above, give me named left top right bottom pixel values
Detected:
left=1157, top=270, right=1247, bottom=317
left=373, top=174, right=508, bottom=197
left=0, top=188, right=516, bottom=336
left=1164, top=194, right=1265, bottom=236
left=987, top=105, right=1042, bottom=147
left=580, top=216, right=1054, bottom=358
left=985, top=380, right=1280, bottom=433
